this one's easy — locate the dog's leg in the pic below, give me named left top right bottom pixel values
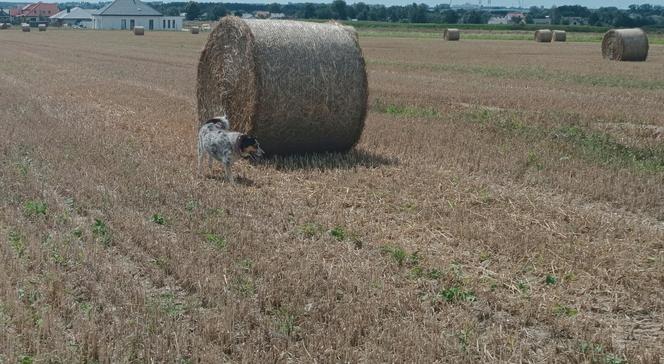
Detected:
left=223, top=162, right=235, bottom=184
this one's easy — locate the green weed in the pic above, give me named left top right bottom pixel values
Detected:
left=151, top=213, right=166, bottom=225
left=205, top=233, right=227, bottom=250
left=24, top=200, right=47, bottom=217
left=553, top=304, right=578, bottom=317
left=92, top=219, right=111, bottom=247
left=8, top=230, right=25, bottom=257
left=438, top=286, right=476, bottom=303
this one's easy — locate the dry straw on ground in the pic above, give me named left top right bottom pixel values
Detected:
left=197, top=16, right=367, bottom=155
left=535, top=29, right=552, bottom=42
left=602, top=28, right=648, bottom=61
left=38, top=24, right=46, bottom=32
left=552, top=30, right=566, bottom=42
left=21, top=23, right=30, bottom=32
left=443, top=28, right=460, bottom=41
left=134, top=26, right=144, bottom=36
left=190, top=26, right=199, bottom=34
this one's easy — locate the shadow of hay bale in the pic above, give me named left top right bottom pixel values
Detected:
left=257, top=149, right=397, bottom=171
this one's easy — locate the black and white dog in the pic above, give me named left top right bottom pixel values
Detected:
left=197, top=116, right=264, bottom=183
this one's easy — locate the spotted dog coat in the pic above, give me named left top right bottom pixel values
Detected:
left=197, top=116, right=263, bottom=183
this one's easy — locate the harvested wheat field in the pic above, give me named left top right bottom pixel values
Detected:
left=1, top=29, right=663, bottom=363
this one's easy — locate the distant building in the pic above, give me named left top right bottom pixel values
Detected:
left=50, top=7, right=93, bottom=27
left=91, top=0, right=183, bottom=31
left=562, top=16, right=587, bottom=25
left=532, top=17, right=551, bottom=25
left=0, top=9, right=10, bottom=23
left=11, top=2, right=59, bottom=23
left=488, top=12, right=525, bottom=25
left=255, top=11, right=270, bottom=19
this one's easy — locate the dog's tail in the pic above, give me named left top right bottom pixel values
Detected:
left=204, top=115, right=230, bottom=130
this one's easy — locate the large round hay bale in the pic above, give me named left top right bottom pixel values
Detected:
left=134, top=26, right=144, bottom=35
left=22, top=23, right=30, bottom=32
left=552, top=30, right=566, bottom=42
left=197, top=17, right=368, bottom=155
left=443, top=28, right=460, bottom=41
left=535, top=29, right=552, bottom=42
left=38, top=24, right=46, bottom=31
left=191, top=26, right=200, bottom=34
left=602, top=28, right=648, bottom=62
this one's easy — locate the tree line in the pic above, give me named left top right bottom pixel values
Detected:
left=53, top=1, right=664, bottom=27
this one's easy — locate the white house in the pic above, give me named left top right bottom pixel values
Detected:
left=50, top=7, right=93, bottom=27
left=91, top=0, right=183, bottom=31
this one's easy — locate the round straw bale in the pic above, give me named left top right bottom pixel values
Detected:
left=191, top=26, right=200, bottom=34
left=22, top=23, right=30, bottom=32
left=38, top=24, right=46, bottom=31
left=534, top=29, right=552, bottom=42
left=602, top=28, right=648, bottom=62
left=552, top=30, right=566, bottom=42
left=197, top=17, right=368, bottom=155
left=443, top=28, right=460, bottom=41
left=134, top=26, right=144, bottom=35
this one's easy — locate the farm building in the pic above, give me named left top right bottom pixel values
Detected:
left=10, top=2, right=58, bottom=24
left=50, top=7, right=93, bottom=27
left=91, top=0, right=183, bottom=31
left=0, top=9, right=10, bottom=23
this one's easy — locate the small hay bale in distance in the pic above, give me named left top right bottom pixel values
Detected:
left=443, top=28, right=460, bottom=41
left=197, top=17, right=368, bottom=155
left=602, top=28, right=648, bottom=62
left=21, top=23, right=30, bottom=32
left=134, top=26, right=144, bottom=35
left=552, top=30, right=566, bottom=42
left=38, top=24, right=46, bottom=31
left=191, top=26, right=200, bottom=34
left=535, top=29, right=552, bottom=42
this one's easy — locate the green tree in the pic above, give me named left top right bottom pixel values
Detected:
left=184, top=1, right=200, bottom=20
left=332, top=0, right=347, bottom=20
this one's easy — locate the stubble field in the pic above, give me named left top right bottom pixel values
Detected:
left=1, top=28, right=663, bottom=363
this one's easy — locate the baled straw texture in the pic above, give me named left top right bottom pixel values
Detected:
left=38, top=24, right=46, bottom=31
left=443, top=28, right=460, bottom=41
left=191, top=26, right=200, bottom=34
left=552, top=30, right=566, bottom=42
left=22, top=24, right=30, bottom=32
left=535, top=29, right=552, bottom=42
left=602, top=28, right=648, bottom=62
left=134, top=26, right=144, bottom=35
left=197, top=17, right=368, bottom=155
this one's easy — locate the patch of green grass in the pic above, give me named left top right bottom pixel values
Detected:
left=204, top=233, right=227, bottom=250
left=545, top=275, right=558, bottom=285
left=19, top=355, right=34, bottom=364
left=24, top=200, right=47, bottom=217
left=369, top=59, right=664, bottom=91
left=526, top=151, right=544, bottom=171
left=273, top=307, right=298, bottom=337
left=8, top=230, right=25, bottom=258
left=438, top=286, right=476, bottom=303
left=151, top=213, right=166, bottom=225
left=238, top=258, right=253, bottom=271
left=299, top=222, right=323, bottom=238
left=157, top=292, right=186, bottom=318
left=579, top=341, right=625, bottom=364
left=381, top=245, right=407, bottom=266
left=328, top=226, right=346, bottom=241
left=553, top=304, right=578, bottom=317
left=553, top=125, right=664, bottom=172
left=410, top=266, right=442, bottom=280
left=91, top=219, right=111, bottom=247
left=72, top=227, right=83, bottom=238
left=233, top=276, right=256, bottom=297
left=372, top=99, right=440, bottom=118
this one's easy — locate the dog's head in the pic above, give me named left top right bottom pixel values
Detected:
left=239, top=135, right=264, bottom=160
